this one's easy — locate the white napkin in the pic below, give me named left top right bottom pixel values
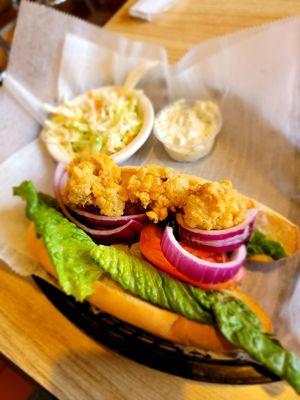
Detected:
left=129, top=0, right=177, bottom=21
left=58, top=33, right=168, bottom=110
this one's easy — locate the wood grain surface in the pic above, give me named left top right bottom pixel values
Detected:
left=0, top=264, right=298, bottom=400
left=107, top=0, right=300, bottom=62
left=1, top=1, right=300, bottom=399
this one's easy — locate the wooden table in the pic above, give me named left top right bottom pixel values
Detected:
left=106, top=0, right=300, bottom=63
left=1, top=1, right=300, bottom=399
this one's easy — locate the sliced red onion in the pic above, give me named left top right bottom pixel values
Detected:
left=54, top=163, right=144, bottom=243
left=178, top=209, right=258, bottom=240
left=54, top=163, right=147, bottom=228
left=161, top=226, right=246, bottom=283
left=178, top=209, right=258, bottom=252
left=70, top=206, right=148, bottom=227
left=180, top=223, right=254, bottom=253
left=54, top=162, right=68, bottom=191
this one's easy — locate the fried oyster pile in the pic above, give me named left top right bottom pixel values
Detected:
left=63, top=154, right=252, bottom=230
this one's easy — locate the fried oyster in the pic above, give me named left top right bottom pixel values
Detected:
left=179, top=180, right=251, bottom=230
left=63, top=154, right=251, bottom=229
left=126, top=165, right=198, bottom=222
left=63, top=154, right=128, bottom=216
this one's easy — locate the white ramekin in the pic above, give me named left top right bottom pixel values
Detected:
left=153, top=100, right=222, bottom=162
left=42, top=86, right=154, bottom=165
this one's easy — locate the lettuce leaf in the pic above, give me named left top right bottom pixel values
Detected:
left=91, top=244, right=300, bottom=393
left=14, top=181, right=103, bottom=301
left=90, top=244, right=212, bottom=324
left=212, top=298, right=300, bottom=393
left=247, top=229, right=287, bottom=260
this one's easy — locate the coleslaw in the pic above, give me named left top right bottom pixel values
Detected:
left=42, top=88, right=143, bottom=159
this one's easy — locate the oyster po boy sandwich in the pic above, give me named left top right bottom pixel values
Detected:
left=14, top=155, right=300, bottom=393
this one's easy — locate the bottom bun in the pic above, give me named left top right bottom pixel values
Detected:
left=27, top=223, right=272, bottom=353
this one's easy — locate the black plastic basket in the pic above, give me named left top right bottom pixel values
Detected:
left=33, top=276, right=279, bottom=385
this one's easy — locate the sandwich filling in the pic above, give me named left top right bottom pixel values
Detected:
left=13, top=180, right=300, bottom=393
left=63, top=154, right=251, bottom=229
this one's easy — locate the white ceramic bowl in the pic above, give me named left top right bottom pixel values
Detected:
left=153, top=99, right=222, bottom=162
left=42, top=86, right=154, bottom=165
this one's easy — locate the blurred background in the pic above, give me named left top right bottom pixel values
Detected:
left=0, top=0, right=126, bottom=74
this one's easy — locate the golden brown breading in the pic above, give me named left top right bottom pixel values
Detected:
left=126, top=165, right=198, bottom=222
left=63, top=155, right=251, bottom=229
left=179, top=180, right=252, bottom=230
left=63, top=154, right=127, bottom=216
left=127, top=165, right=169, bottom=221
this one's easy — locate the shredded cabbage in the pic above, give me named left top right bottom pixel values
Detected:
left=42, top=89, right=143, bottom=158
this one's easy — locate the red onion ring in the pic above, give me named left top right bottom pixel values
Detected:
left=178, top=209, right=258, bottom=252
left=70, top=206, right=148, bottom=227
left=178, top=209, right=258, bottom=240
left=54, top=163, right=144, bottom=243
left=161, top=226, right=246, bottom=283
left=179, top=223, right=254, bottom=253
left=54, top=163, right=147, bottom=228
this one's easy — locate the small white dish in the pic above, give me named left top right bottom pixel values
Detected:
left=153, top=99, right=222, bottom=163
left=43, top=86, right=154, bottom=165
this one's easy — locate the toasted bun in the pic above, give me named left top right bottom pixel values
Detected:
left=121, top=166, right=300, bottom=258
left=27, top=223, right=272, bottom=353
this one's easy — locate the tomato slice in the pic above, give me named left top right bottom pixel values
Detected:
left=139, top=224, right=246, bottom=290
left=180, top=243, right=228, bottom=263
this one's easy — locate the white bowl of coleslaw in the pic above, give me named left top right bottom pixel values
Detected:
left=41, top=86, right=154, bottom=165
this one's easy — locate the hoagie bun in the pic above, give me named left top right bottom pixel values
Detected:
left=27, top=223, right=272, bottom=354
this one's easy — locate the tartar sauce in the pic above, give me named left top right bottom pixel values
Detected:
left=154, top=99, right=222, bottom=162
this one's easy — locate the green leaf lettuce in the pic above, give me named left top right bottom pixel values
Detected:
left=247, top=229, right=287, bottom=260
left=14, top=181, right=103, bottom=301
